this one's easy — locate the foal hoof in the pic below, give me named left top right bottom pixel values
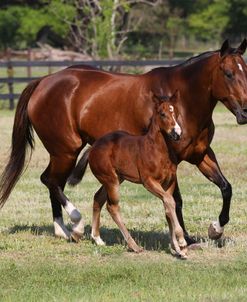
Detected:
left=170, top=246, right=188, bottom=260
left=71, top=231, right=82, bottom=243
left=128, top=246, right=143, bottom=254
left=208, top=221, right=224, bottom=240
left=91, top=235, right=106, bottom=246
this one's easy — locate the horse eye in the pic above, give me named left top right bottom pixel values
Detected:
left=225, top=70, right=233, bottom=79
left=160, top=112, right=166, bottom=118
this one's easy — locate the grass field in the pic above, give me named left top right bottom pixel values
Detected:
left=0, top=105, right=247, bottom=301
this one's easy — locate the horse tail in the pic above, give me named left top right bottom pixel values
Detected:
left=0, top=79, right=41, bottom=208
left=67, top=148, right=91, bottom=186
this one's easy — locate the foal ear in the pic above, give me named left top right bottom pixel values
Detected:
left=237, top=38, right=247, bottom=55
left=152, top=93, right=168, bottom=105
left=220, top=39, right=230, bottom=57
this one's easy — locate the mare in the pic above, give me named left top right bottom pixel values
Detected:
left=80, top=91, right=187, bottom=258
left=1, top=40, right=247, bottom=243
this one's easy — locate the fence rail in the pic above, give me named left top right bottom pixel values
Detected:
left=0, top=59, right=183, bottom=109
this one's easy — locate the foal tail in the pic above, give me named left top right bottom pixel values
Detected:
left=67, top=148, right=91, bottom=186
left=0, top=79, right=41, bottom=208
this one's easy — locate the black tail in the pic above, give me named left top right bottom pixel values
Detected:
left=0, top=79, right=41, bottom=207
left=67, top=148, right=91, bottom=186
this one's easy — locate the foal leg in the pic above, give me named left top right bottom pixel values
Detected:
left=91, top=186, right=107, bottom=246
left=197, top=147, right=232, bottom=240
left=106, top=181, right=143, bottom=253
left=144, top=179, right=187, bottom=258
left=41, top=155, right=84, bottom=241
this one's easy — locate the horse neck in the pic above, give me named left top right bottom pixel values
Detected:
left=149, top=53, right=219, bottom=127
left=145, top=114, right=168, bottom=152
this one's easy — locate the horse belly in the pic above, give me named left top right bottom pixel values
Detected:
left=28, top=74, right=82, bottom=154
left=76, top=82, right=152, bottom=144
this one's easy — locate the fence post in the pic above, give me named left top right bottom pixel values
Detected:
left=7, top=48, right=14, bottom=110
left=27, top=48, right=32, bottom=77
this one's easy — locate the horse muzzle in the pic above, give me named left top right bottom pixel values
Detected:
left=168, top=129, right=181, bottom=141
left=236, top=108, right=247, bottom=125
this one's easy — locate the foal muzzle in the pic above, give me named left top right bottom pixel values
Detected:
left=236, top=108, right=247, bottom=125
left=168, top=129, right=181, bottom=141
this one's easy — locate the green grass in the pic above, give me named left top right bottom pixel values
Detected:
left=0, top=105, right=247, bottom=301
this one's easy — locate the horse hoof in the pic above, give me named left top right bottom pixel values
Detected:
left=71, top=231, right=82, bottom=243
left=170, top=246, right=188, bottom=260
left=91, top=235, right=105, bottom=246
left=208, top=221, right=224, bottom=240
left=187, top=243, right=203, bottom=250
left=127, top=245, right=143, bottom=253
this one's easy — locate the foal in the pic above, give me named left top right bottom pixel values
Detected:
left=81, top=91, right=187, bottom=258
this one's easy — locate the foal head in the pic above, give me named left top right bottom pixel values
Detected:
left=153, top=90, right=181, bottom=141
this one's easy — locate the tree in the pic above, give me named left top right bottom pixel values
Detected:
left=188, top=0, right=230, bottom=43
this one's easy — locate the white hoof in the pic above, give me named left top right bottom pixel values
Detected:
left=54, top=217, right=71, bottom=240
left=208, top=220, right=224, bottom=240
left=72, top=218, right=84, bottom=237
left=91, top=234, right=105, bottom=246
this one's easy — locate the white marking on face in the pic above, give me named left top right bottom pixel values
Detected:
left=238, top=63, right=243, bottom=72
left=169, top=105, right=174, bottom=112
left=172, top=113, right=181, bottom=136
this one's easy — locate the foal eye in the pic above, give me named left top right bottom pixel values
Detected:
left=225, top=70, right=233, bottom=79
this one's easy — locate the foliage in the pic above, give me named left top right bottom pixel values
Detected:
left=0, top=0, right=247, bottom=57
left=0, top=3, right=74, bottom=50
left=188, top=0, right=230, bottom=41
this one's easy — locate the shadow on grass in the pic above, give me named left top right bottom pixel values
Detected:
left=84, top=225, right=171, bottom=252
left=6, top=224, right=54, bottom=236
left=4, top=224, right=234, bottom=252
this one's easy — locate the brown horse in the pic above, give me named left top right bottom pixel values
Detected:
left=78, top=91, right=187, bottom=258
left=1, top=40, right=247, bottom=243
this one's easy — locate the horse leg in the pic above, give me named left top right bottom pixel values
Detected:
left=144, top=178, right=187, bottom=258
left=173, top=180, right=197, bottom=245
left=197, top=147, right=232, bottom=240
left=105, top=181, right=143, bottom=253
left=41, top=155, right=84, bottom=241
left=91, top=185, right=107, bottom=246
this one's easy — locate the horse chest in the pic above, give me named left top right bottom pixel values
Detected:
left=178, top=127, right=210, bottom=162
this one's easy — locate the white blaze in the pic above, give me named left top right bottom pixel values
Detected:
left=169, top=105, right=182, bottom=136
left=238, top=63, right=243, bottom=72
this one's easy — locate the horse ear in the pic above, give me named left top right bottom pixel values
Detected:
left=220, top=39, right=230, bottom=57
left=237, top=38, right=247, bottom=55
left=152, top=94, right=162, bottom=108
left=170, top=89, right=179, bottom=102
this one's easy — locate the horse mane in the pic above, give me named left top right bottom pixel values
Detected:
left=179, top=50, right=218, bottom=67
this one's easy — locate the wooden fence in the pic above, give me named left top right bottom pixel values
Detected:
left=0, top=59, right=183, bottom=109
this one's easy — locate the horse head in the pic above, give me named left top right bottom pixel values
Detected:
left=212, top=39, right=247, bottom=124
left=153, top=90, right=182, bottom=141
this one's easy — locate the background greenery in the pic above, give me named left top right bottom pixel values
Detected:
left=1, top=0, right=247, bottom=58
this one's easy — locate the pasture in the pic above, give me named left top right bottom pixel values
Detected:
left=0, top=105, right=247, bottom=301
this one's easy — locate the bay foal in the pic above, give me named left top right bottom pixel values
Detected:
left=80, top=91, right=187, bottom=258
